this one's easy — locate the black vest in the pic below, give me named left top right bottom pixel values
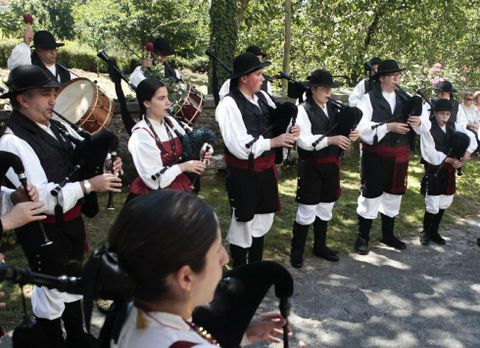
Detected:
left=5, top=111, right=75, bottom=182
left=430, top=119, right=455, bottom=155
left=228, top=89, right=274, bottom=157
left=164, top=63, right=180, bottom=82
left=369, top=86, right=409, bottom=147
left=31, top=52, right=71, bottom=84
left=298, top=98, right=341, bottom=158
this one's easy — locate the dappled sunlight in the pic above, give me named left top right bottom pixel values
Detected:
left=366, top=330, right=419, bottom=347
left=350, top=251, right=411, bottom=270
left=418, top=306, right=456, bottom=318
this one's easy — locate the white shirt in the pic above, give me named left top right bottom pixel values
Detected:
left=0, top=123, right=85, bottom=215
left=215, top=90, right=276, bottom=160
left=128, top=116, right=185, bottom=190
left=130, top=65, right=182, bottom=89
left=7, top=43, right=32, bottom=70
left=0, top=187, right=14, bottom=216
left=420, top=101, right=478, bottom=153
left=112, top=307, right=215, bottom=348
left=348, top=78, right=368, bottom=107
left=418, top=121, right=447, bottom=166
left=356, top=91, right=426, bottom=145
left=295, top=102, right=329, bottom=151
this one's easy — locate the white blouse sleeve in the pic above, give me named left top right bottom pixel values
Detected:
left=348, top=79, right=366, bottom=107
left=215, top=96, right=271, bottom=159
left=128, top=128, right=182, bottom=190
left=296, top=105, right=328, bottom=151
left=130, top=66, right=146, bottom=89
left=355, top=94, right=388, bottom=145
left=0, top=132, right=84, bottom=214
left=7, top=43, right=32, bottom=70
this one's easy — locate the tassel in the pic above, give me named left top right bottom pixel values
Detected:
left=248, top=152, right=255, bottom=170
left=136, top=309, right=148, bottom=329
left=54, top=197, right=65, bottom=233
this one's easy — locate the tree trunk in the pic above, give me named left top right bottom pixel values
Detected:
left=282, top=0, right=292, bottom=94
left=208, top=0, right=238, bottom=98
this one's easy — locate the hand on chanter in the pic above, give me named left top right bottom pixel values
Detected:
left=387, top=122, right=410, bottom=134
left=11, top=182, right=39, bottom=203
left=245, top=311, right=306, bottom=347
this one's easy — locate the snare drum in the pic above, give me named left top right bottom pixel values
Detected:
left=171, top=83, right=204, bottom=124
left=54, top=78, right=114, bottom=133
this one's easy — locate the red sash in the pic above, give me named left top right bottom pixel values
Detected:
left=224, top=150, right=276, bottom=172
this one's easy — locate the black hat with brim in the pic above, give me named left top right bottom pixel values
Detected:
left=32, top=30, right=64, bottom=50
left=229, top=52, right=271, bottom=79
left=373, top=59, right=404, bottom=78
left=305, top=69, right=340, bottom=88
left=153, top=37, right=175, bottom=56
left=246, top=45, right=266, bottom=58
left=431, top=98, right=453, bottom=112
left=434, top=80, right=457, bottom=94
left=0, top=65, right=61, bottom=99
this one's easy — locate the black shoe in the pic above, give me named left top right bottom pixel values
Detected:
left=380, top=235, right=406, bottom=250
left=430, top=233, right=446, bottom=245
left=419, top=231, right=430, bottom=246
left=313, top=246, right=339, bottom=262
left=290, top=249, right=304, bottom=268
left=354, top=236, right=369, bottom=255
left=66, top=333, right=96, bottom=348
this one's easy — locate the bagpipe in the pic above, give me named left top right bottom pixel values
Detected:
left=278, top=72, right=363, bottom=148
left=0, top=248, right=294, bottom=348
left=435, top=130, right=470, bottom=177
left=205, top=48, right=297, bottom=166
left=98, top=49, right=215, bottom=186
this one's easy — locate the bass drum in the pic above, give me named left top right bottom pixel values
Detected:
left=171, top=83, right=204, bottom=125
left=54, top=78, right=114, bottom=133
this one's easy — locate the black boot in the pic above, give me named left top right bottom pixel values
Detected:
left=230, top=244, right=248, bottom=268
left=248, top=236, right=264, bottom=264
left=420, top=211, right=435, bottom=246
left=380, top=214, right=406, bottom=250
left=429, top=209, right=446, bottom=245
left=313, top=218, right=339, bottom=262
left=354, top=215, right=373, bottom=255
left=62, top=301, right=96, bottom=348
left=290, top=222, right=309, bottom=268
left=35, top=317, right=67, bottom=348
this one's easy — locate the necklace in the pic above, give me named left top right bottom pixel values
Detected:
left=183, top=320, right=219, bottom=346
left=144, top=116, right=178, bottom=162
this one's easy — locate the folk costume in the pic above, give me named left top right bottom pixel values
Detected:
left=128, top=115, right=193, bottom=197
left=353, top=60, right=424, bottom=255
left=289, top=70, right=342, bottom=268
left=0, top=66, right=95, bottom=347
left=215, top=53, right=279, bottom=268
left=418, top=99, right=460, bottom=246
left=130, top=37, right=180, bottom=88
left=8, top=30, right=72, bottom=83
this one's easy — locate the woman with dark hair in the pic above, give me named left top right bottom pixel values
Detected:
left=108, top=190, right=289, bottom=347
left=127, top=78, right=210, bottom=199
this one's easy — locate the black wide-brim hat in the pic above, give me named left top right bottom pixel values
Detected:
left=230, top=52, right=271, bottom=79
left=431, top=98, right=453, bottom=112
left=364, top=56, right=382, bottom=71
left=0, top=65, right=61, bottom=99
left=32, top=30, right=64, bottom=50
left=153, top=37, right=175, bottom=56
left=305, top=69, right=340, bottom=88
left=246, top=45, right=266, bottom=58
left=373, top=59, right=404, bottom=78
left=434, top=80, right=457, bottom=94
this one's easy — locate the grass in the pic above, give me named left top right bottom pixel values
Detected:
left=1, top=151, right=479, bottom=331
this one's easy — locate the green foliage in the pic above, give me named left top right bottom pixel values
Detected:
left=0, top=0, right=76, bottom=39
left=208, top=0, right=238, bottom=93
left=73, top=0, right=210, bottom=66
left=237, top=0, right=480, bottom=92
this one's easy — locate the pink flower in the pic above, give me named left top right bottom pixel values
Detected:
left=460, top=76, right=467, bottom=82
left=462, top=65, right=469, bottom=73
left=429, top=63, right=442, bottom=73
left=431, top=76, right=444, bottom=85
